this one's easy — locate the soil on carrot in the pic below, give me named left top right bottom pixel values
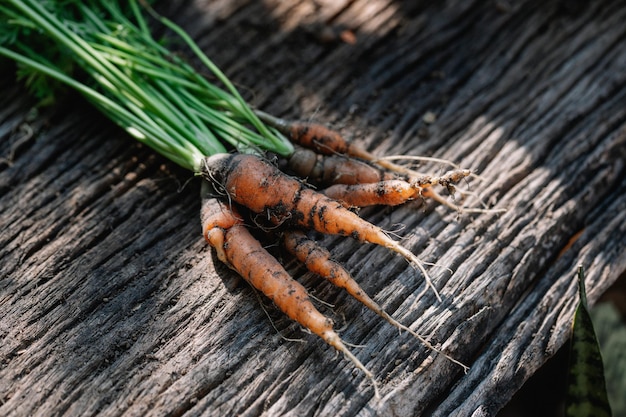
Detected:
left=199, top=129, right=479, bottom=397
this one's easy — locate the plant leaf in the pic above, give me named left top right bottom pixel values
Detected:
left=565, top=265, right=612, bottom=417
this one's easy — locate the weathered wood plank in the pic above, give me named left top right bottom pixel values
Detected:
left=1, top=1, right=625, bottom=416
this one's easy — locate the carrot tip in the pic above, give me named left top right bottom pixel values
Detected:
left=376, top=310, right=469, bottom=373
left=323, top=331, right=381, bottom=400
left=385, top=241, right=442, bottom=302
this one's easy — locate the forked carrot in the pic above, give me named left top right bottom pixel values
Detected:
left=201, top=187, right=244, bottom=266
left=201, top=191, right=381, bottom=398
left=284, top=230, right=469, bottom=372
left=203, top=153, right=442, bottom=300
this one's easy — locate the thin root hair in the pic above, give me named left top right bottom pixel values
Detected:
left=380, top=155, right=486, bottom=182
left=308, top=292, right=336, bottom=309
left=343, top=339, right=368, bottom=349
left=253, top=289, right=306, bottom=344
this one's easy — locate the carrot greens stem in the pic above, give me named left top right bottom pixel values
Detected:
left=0, top=0, right=294, bottom=171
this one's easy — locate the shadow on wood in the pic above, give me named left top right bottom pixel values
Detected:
left=1, top=0, right=625, bottom=416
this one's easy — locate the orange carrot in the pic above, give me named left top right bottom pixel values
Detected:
left=288, top=123, right=373, bottom=159
left=255, top=111, right=430, bottom=177
left=284, top=229, right=469, bottom=372
left=284, top=122, right=483, bottom=209
left=201, top=191, right=381, bottom=398
left=323, top=170, right=472, bottom=208
left=287, top=147, right=394, bottom=186
left=323, top=180, right=418, bottom=207
left=201, top=189, right=244, bottom=266
left=255, top=111, right=373, bottom=158
left=284, top=229, right=378, bottom=308
left=203, top=153, right=442, bottom=300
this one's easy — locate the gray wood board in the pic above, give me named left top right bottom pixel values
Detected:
left=1, top=1, right=625, bottom=416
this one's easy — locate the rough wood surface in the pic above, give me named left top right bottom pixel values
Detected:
left=1, top=1, right=625, bottom=416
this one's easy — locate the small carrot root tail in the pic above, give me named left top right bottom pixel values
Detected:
left=378, top=309, right=469, bottom=373
left=422, top=185, right=508, bottom=215
left=285, top=230, right=467, bottom=372
left=377, top=154, right=488, bottom=181
left=386, top=239, right=442, bottom=302
left=201, top=190, right=380, bottom=398
left=323, top=330, right=381, bottom=400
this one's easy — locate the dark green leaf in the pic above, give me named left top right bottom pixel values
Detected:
left=566, top=266, right=612, bottom=417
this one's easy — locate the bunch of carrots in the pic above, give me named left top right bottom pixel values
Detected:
left=1, top=0, right=477, bottom=398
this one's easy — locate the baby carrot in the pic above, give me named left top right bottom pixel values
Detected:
left=287, top=147, right=393, bottom=186
left=323, top=180, right=418, bottom=207
left=284, top=229, right=468, bottom=372
left=255, top=111, right=428, bottom=177
left=203, top=153, right=442, bottom=301
left=201, top=191, right=381, bottom=398
left=322, top=170, right=471, bottom=208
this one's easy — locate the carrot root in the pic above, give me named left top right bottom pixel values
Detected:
left=199, top=151, right=476, bottom=394
left=321, top=169, right=473, bottom=211
left=203, top=153, right=442, bottom=300
left=384, top=238, right=442, bottom=302
left=323, top=330, right=381, bottom=400
left=323, top=180, right=418, bottom=207
left=254, top=110, right=370, bottom=159
left=287, top=147, right=392, bottom=186
left=254, top=111, right=455, bottom=179
left=285, top=230, right=467, bottom=371
left=284, top=229, right=384, bottom=311
left=201, top=188, right=380, bottom=397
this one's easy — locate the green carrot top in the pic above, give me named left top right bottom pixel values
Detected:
left=0, top=0, right=294, bottom=171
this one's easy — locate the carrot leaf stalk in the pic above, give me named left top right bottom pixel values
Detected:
left=0, top=0, right=294, bottom=171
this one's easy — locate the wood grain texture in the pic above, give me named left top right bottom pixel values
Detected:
left=1, top=0, right=625, bottom=416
